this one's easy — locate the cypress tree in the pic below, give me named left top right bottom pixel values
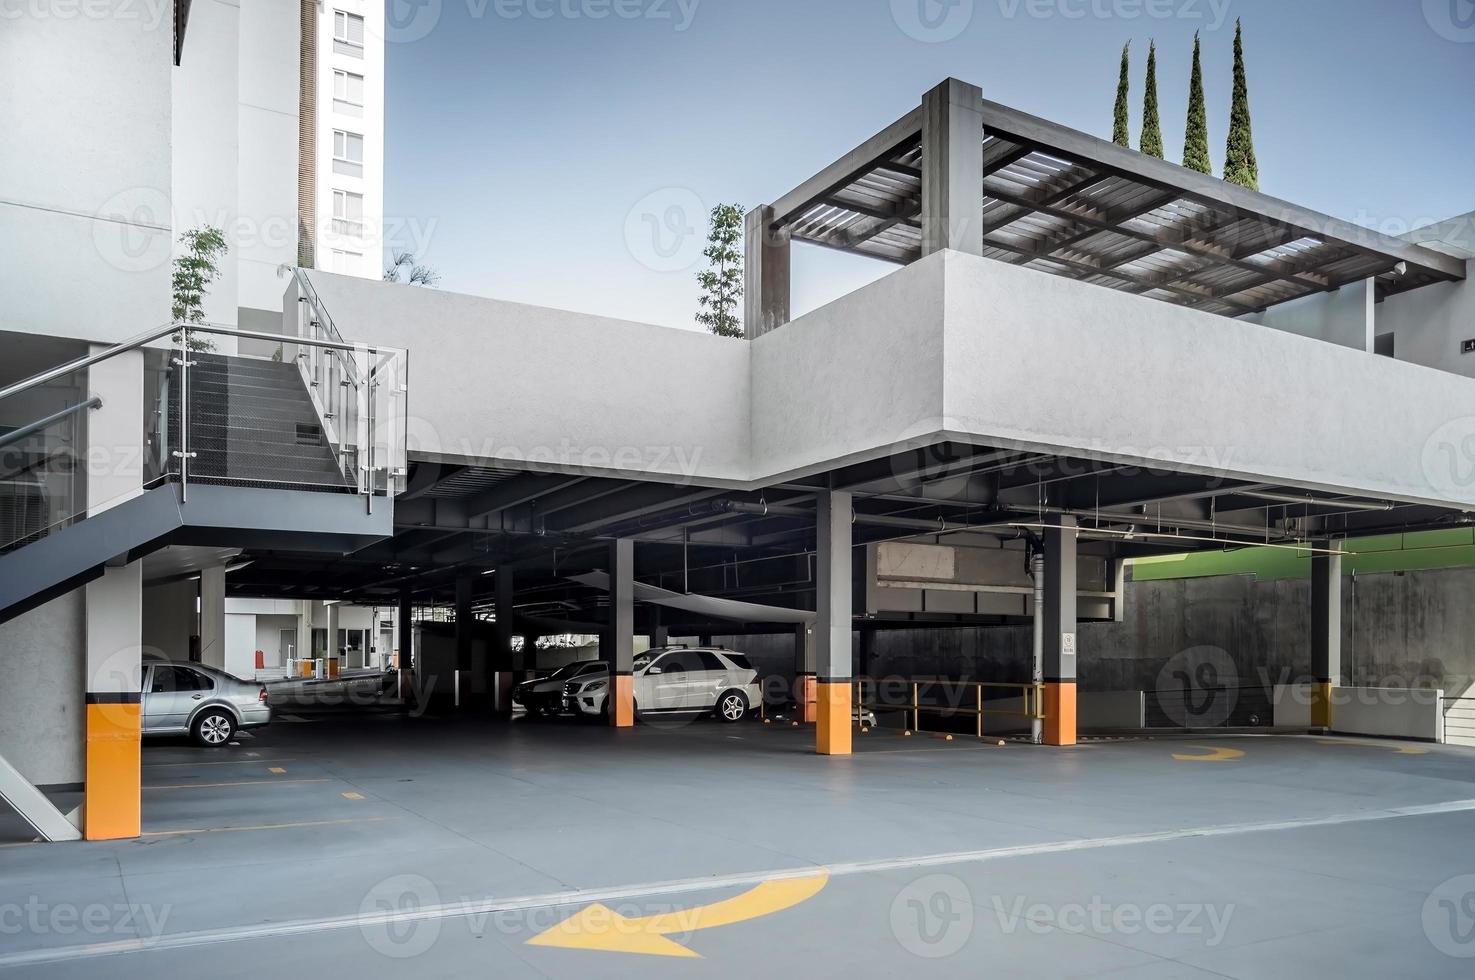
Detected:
left=1140, top=40, right=1163, bottom=159
left=1112, top=41, right=1131, bottom=147
left=1183, top=32, right=1212, bottom=174
left=1224, top=18, right=1260, bottom=190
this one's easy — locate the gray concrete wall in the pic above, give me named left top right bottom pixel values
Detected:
left=1386, top=212, right=1475, bottom=380
left=0, top=591, right=84, bottom=788
left=1247, top=279, right=1374, bottom=352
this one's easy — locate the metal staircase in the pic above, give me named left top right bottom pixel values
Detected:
left=0, top=275, right=408, bottom=624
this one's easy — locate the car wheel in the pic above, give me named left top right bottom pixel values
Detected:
left=716, top=690, right=747, bottom=723
left=191, top=709, right=235, bottom=747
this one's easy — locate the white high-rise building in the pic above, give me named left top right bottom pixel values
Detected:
left=305, top=0, right=385, bottom=282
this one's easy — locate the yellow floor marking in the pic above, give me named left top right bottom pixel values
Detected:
left=341, top=792, right=364, bottom=800
left=268, top=767, right=286, bottom=774
left=1316, top=739, right=1429, bottom=755
left=526, top=872, right=829, bottom=958
left=143, top=778, right=330, bottom=791
left=143, top=758, right=296, bottom=769
left=1172, top=745, right=1246, bottom=762
left=142, top=816, right=393, bottom=838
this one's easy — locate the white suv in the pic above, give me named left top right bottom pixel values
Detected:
left=566, top=647, right=762, bottom=723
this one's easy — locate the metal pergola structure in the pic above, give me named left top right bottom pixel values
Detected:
left=758, top=81, right=1464, bottom=320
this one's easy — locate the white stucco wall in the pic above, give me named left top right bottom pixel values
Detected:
left=302, top=272, right=753, bottom=484
left=0, top=5, right=173, bottom=344
left=939, top=250, right=1475, bottom=510
left=305, top=248, right=1475, bottom=511
left=1248, top=279, right=1374, bottom=352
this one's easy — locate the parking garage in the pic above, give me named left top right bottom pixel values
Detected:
left=4, top=75, right=1475, bottom=977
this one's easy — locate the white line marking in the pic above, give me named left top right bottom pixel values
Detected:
left=5, top=797, right=1474, bottom=969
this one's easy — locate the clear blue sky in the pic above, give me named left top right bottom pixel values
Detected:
left=382, top=0, right=1475, bottom=329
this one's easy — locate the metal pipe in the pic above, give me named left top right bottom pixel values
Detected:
left=1239, top=489, right=1394, bottom=512
left=0, top=397, right=100, bottom=451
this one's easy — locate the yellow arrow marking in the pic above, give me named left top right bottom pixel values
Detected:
left=526, top=873, right=829, bottom=958
left=1172, top=745, right=1245, bottom=762
left=1316, top=739, right=1429, bottom=755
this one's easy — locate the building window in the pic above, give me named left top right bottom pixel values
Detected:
left=332, top=190, right=364, bottom=237
left=333, top=130, right=364, bottom=177
left=330, top=248, right=363, bottom=273
left=333, top=70, right=365, bottom=117
left=333, top=10, right=365, bottom=57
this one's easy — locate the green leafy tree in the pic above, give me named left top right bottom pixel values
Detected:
left=171, top=226, right=227, bottom=351
left=1140, top=40, right=1163, bottom=159
left=1112, top=41, right=1131, bottom=147
left=1182, top=32, right=1212, bottom=174
left=384, top=251, right=440, bottom=286
left=1224, top=18, right=1260, bottom=190
left=695, top=204, right=745, bottom=339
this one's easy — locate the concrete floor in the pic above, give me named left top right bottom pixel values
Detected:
left=4, top=713, right=1475, bottom=977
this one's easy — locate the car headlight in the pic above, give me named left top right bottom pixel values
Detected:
left=584, top=681, right=607, bottom=693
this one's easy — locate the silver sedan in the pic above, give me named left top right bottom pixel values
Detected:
left=143, top=662, right=272, bottom=747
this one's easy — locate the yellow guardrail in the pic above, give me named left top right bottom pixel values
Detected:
left=853, top=678, right=1044, bottom=738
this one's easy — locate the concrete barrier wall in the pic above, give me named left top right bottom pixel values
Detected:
left=1273, top=684, right=1445, bottom=741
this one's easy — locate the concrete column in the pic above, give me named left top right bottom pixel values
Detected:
left=793, top=622, right=816, bottom=723
left=1311, top=541, right=1344, bottom=729
left=494, top=567, right=515, bottom=711
left=920, top=78, right=985, bottom=258
left=296, top=600, right=313, bottom=676
left=815, top=491, right=853, bottom=756
left=396, top=591, right=413, bottom=669
left=608, top=539, right=635, bottom=727
left=84, top=562, right=143, bottom=840
left=1041, top=517, right=1078, bottom=746
left=454, top=574, right=474, bottom=708
left=198, top=565, right=226, bottom=670
left=744, top=205, right=791, bottom=338
left=324, top=601, right=340, bottom=680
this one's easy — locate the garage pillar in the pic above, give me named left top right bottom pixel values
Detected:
left=1041, top=517, right=1078, bottom=746
left=296, top=600, right=313, bottom=676
left=608, top=539, right=635, bottom=727
left=85, top=562, right=143, bottom=840
left=920, top=78, right=986, bottom=258
left=454, top=574, right=474, bottom=708
left=793, top=622, right=816, bottom=723
left=324, top=601, right=340, bottom=679
left=198, top=564, right=226, bottom=670
left=815, top=491, right=852, bottom=756
left=1310, top=541, right=1343, bottom=729
left=494, top=567, right=515, bottom=710
left=744, top=204, right=790, bottom=339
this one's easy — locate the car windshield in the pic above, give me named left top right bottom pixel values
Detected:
left=548, top=661, right=596, bottom=681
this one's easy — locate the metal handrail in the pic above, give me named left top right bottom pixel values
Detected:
left=855, top=677, right=1044, bottom=738
left=0, top=397, right=102, bottom=451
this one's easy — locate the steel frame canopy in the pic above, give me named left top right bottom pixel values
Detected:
left=756, top=79, right=1464, bottom=322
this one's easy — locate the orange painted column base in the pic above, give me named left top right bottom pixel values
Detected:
left=610, top=674, right=634, bottom=728
left=797, top=673, right=817, bottom=723
left=85, top=700, right=141, bottom=841
left=816, top=682, right=852, bottom=756
left=1043, top=682, right=1077, bottom=747
left=1310, top=681, right=1334, bottom=729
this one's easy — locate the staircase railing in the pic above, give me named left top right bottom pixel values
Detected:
left=0, top=317, right=407, bottom=555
